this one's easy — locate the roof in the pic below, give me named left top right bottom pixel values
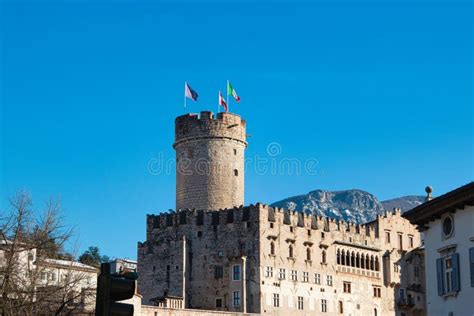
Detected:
left=40, top=258, right=99, bottom=271
left=403, top=182, right=474, bottom=227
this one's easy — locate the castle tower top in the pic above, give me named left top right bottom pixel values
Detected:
left=174, top=111, right=247, bottom=211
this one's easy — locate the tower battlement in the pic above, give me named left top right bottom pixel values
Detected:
left=174, top=111, right=247, bottom=148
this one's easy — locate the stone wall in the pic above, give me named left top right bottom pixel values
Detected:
left=174, top=112, right=247, bottom=211
left=138, top=206, right=261, bottom=313
left=138, top=204, right=424, bottom=315
left=141, top=305, right=255, bottom=316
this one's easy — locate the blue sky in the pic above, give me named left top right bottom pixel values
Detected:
left=1, top=0, right=472, bottom=259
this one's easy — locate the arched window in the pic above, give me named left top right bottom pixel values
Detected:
left=341, top=250, right=346, bottom=265
left=351, top=252, right=355, bottom=267
left=356, top=253, right=360, bottom=268
left=337, top=249, right=341, bottom=265
left=346, top=250, right=350, bottom=266
left=370, top=255, right=375, bottom=270
left=322, top=250, right=327, bottom=264
left=361, top=254, right=365, bottom=269
left=306, top=248, right=311, bottom=261
left=375, top=256, right=380, bottom=271
left=365, top=254, right=370, bottom=270
left=289, top=245, right=294, bottom=258
left=270, top=242, right=275, bottom=255
left=374, top=308, right=377, bottom=316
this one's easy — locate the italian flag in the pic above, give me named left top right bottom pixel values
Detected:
left=227, top=81, right=240, bottom=102
left=219, top=91, right=228, bottom=112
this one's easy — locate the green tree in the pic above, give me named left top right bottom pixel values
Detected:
left=78, top=246, right=108, bottom=267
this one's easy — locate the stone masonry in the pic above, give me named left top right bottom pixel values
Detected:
left=137, top=111, right=425, bottom=316
left=174, top=111, right=247, bottom=211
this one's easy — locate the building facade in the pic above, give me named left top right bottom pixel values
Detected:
left=138, top=111, right=425, bottom=315
left=403, top=183, right=474, bottom=316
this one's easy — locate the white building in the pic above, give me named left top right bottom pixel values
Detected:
left=110, top=258, right=137, bottom=274
left=0, top=235, right=98, bottom=314
left=403, top=182, right=474, bottom=316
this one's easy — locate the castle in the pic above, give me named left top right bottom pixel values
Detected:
left=137, top=111, right=425, bottom=316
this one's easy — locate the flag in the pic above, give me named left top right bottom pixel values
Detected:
left=184, top=82, right=198, bottom=101
left=227, top=81, right=240, bottom=102
left=219, top=91, right=228, bottom=112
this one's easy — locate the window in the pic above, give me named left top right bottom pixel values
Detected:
left=233, top=291, right=240, bottom=307
left=306, top=248, right=311, bottom=261
left=321, top=232, right=325, bottom=239
left=315, top=273, right=321, bottom=284
left=218, top=251, right=224, bottom=257
left=321, top=299, right=327, bottom=313
left=322, top=250, right=327, bottom=264
left=302, top=272, right=309, bottom=282
left=398, top=234, right=403, bottom=250
left=270, top=242, right=275, bottom=255
left=233, top=149, right=237, bottom=155
left=278, top=268, right=286, bottom=280
left=307, top=229, right=311, bottom=236
left=442, top=216, right=454, bottom=238
left=290, top=226, right=294, bottom=233
left=265, top=266, right=273, bottom=278
left=233, top=265, right=241, bottom=281
left=289, top=245, right=294, bottom=258
left=394, top=263, right=399, bottom=273
left=297, top=296, right=304, bottom=310
left=216, top=298, right=223, bottom=308
left=408, top=235, right=414, bottom=248
left=273, top=293, right=280, bottom=307
left=374, top=308, right=378, bottom=316
left=326, top=275, right=333, bottom=286
left=270, top=222, right=274, bottom=229
left=291, top=270, right=298, bottom=281
left=414, top=266, right=420, bottom=277
left=338, top=301, right=343, bottom=313
left=343, top=281, right=351, bottom=293
left=214, top=266, right=223, bottom=279
left=385, top=231, right=391, bottom=243
left=197, top=231, right=203, bottom=238
left=373, top=286, right=381, bottom=297
left=234, top=169, right=238, bottom=176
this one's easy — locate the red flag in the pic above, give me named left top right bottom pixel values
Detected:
left=219, top=91, right=228, bottom=112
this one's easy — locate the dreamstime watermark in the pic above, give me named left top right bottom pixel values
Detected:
left=147, top=141, right=321, bottom=176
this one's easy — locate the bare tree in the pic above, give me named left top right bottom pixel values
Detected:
left=0, top=192, right=97, bottom=316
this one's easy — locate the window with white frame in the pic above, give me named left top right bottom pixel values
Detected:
left=302, top=272, right=309, bottom=282
left=326, top=275, right=333, bottom=286
left=321, top=299, right=327, bottom=312
left=273, top=293, right=280, bottom=307
left=315, top=273, right=321, bottom=284
left=265, top=266, right=273, bottom=278
left=291, top=270, right=298, bottom=281
left=233, top=291, right=240, bottom=307
left=297, top=296, right=304, bottom=310
left=278, top=268, right=286, bottom=280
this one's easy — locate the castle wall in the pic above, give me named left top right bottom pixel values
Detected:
left=138, top=206, right=262, bottom=313
left=138, top=205, right=424, bottom=316
left=174, top=112, right=247, bottom=211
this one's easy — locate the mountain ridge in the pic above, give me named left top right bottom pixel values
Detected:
left=271, top=189, right=425, bottom=224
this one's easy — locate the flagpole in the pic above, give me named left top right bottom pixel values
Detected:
left=184, top=81, right=187, bottom=114
left=226, top=80, right=230, bottom=112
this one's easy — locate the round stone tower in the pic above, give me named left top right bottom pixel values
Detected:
left=173, top=111, right=247, bottom=211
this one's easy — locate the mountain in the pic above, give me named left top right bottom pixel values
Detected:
left=380, top=195, right=425, bottom=213
left=271, top=189, right=425, bottom=224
